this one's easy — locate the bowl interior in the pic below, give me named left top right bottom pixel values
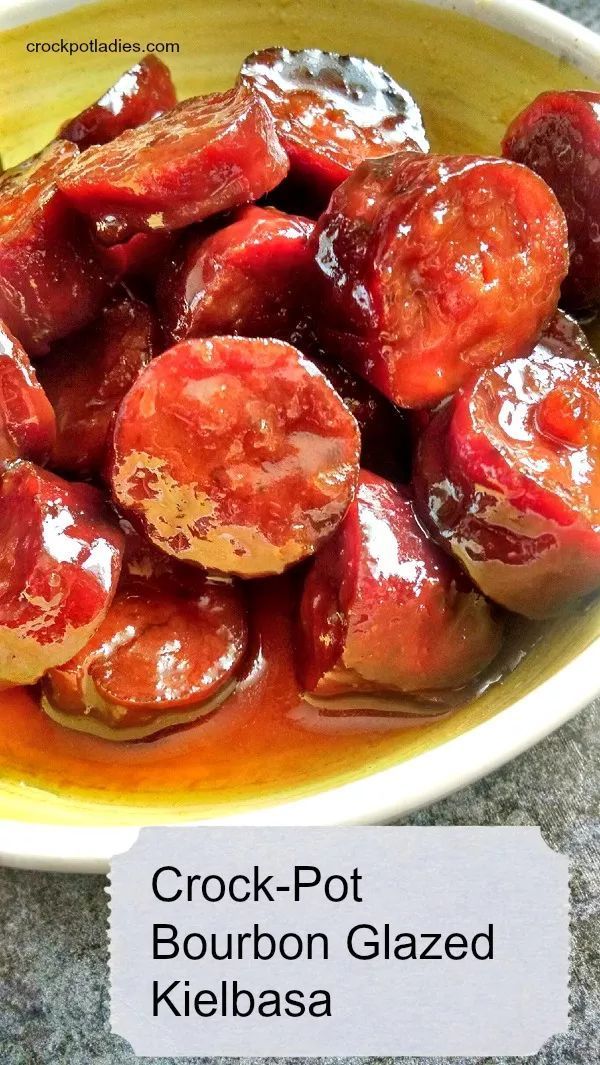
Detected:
left=0, top=0, right=599, bottom=828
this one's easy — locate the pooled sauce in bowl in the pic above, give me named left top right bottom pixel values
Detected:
left=0, top=575, right=553, bottom=815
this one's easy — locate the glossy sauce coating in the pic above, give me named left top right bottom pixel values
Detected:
left=37, top=291, right=155, bottom=476
left=157, top=205, right=315, bottom=344
left=0, top=461, right=123, bottom=686
left=311, top=152, right=569, bottom=408
left=58, top=84, right=289, bottom=243
left=0, top=141, right=113, bottom=354
left=240, top=48, right=427, bottom=199
left=0, top=575, right=459, bottom=808
left=407, top=312, right=595, bottom=446
left=413, top=353, right=600, bottom=617
left=299, top=471, right=503, bottom=695
left=58, top=54, right=177, bottom=149
left=109, top=336, right=360, bottom=576
left=0, top=320, right=56, bottom=464
left=503, top=90, right=600, bottom=313
left=42, top=577, right=248, bottom=739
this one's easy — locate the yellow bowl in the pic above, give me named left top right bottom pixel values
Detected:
left=0, top=0, right=599, bottom=869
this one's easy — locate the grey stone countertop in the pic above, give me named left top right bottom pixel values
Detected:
left=1, top=1, right=599, bottom=1064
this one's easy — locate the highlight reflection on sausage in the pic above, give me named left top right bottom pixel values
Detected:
left=42, top=577, right=248, bottom=740
left=108, top=336, right=360, bottom=577
left=413, top=351, right=600, bottom=617
left=298, top=470, right=503, bottom=697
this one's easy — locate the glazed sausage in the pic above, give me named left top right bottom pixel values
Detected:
left=503, top=90, right=600, bottom=313
left=240, top=48, right=427, bottom=201
left=108, top=336, right=360, bottom=576
left=0, top=321, right=56, bottom=464
left=407, top=310, right=597, bottom=446
left=157, top=205, right=315, bottom=344
left=413, top=352, right=600, bottom=617
left=58, top=84, right=289, bottom=243
left=298, top=470, right=503, bottom=696
left=0, top=142, right=113, bottom=354
left=58, top=55, right=177, bottom=149
left=41, top=575, right=248, bottom=740
left=0, top=461, right=123, bottom=686
left=311, top=152, right=569, bottom=408
left=37, top=291, right=156, bottom=477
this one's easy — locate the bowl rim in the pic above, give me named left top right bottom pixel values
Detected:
left=2, top=0, right=600, bottom=76
left=0, top=637, right=598, bottom=872
left=0, top=0, right=599, bottom=872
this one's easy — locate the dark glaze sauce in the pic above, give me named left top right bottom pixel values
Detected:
left=0, top=572, right=544, bottom=810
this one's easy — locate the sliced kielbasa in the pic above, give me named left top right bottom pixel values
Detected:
left=37, top=291, right=156, bottom=477
left=58, top=84, right=289, bottom=243
left=311, top=152, right=569, bottom=408
left=413, top=352, right=600, bottom=617
left=41, top=572, right=248, bottom=740
left=58, top=54, right=177, bottom=149
left=503, top=90, right=600, bottom=313
left=0, top=320, right=56, bottom=465
left=101, top=230, right=177, bottom=286
left=307, top=351, right=410, bottom=482
left=0, top=141, right=113, bottom=354
left=408, top=311, right=595, bottom=446
left=156, top=205, right=315, bottom=344
left=240, top=48, right=427, bottom=201
left=108, top=336, right=360, bottom=576
left=537, top=310, right=597, bottom=364
left=0, top=461, right=123, bottom=686
left=298, top=470, right=503, bottom=696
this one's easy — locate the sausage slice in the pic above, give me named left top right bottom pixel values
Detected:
left=311, top=152, right=569, bottom=408
left=59, top=84, right=289, bottom=243
left=298, top=471, right=503, bottom=696
left=109, top=337, right=360, bottom=576
left=503, top=90, right=600, bottom=312
left=0, top=321, right=56, bottom=464
left=0, top=462, right=123, bottom=686
left=58, top=55, right=177, bottom=149
left=240, top=48, right=427, bottom=200
left=413, top=352, right=600, bottom=617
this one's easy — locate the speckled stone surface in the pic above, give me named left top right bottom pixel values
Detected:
left=1, top=1, right=599, bottom=1063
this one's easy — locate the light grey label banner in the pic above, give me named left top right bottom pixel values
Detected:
left=109, top=826, right=569, bottom=1057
